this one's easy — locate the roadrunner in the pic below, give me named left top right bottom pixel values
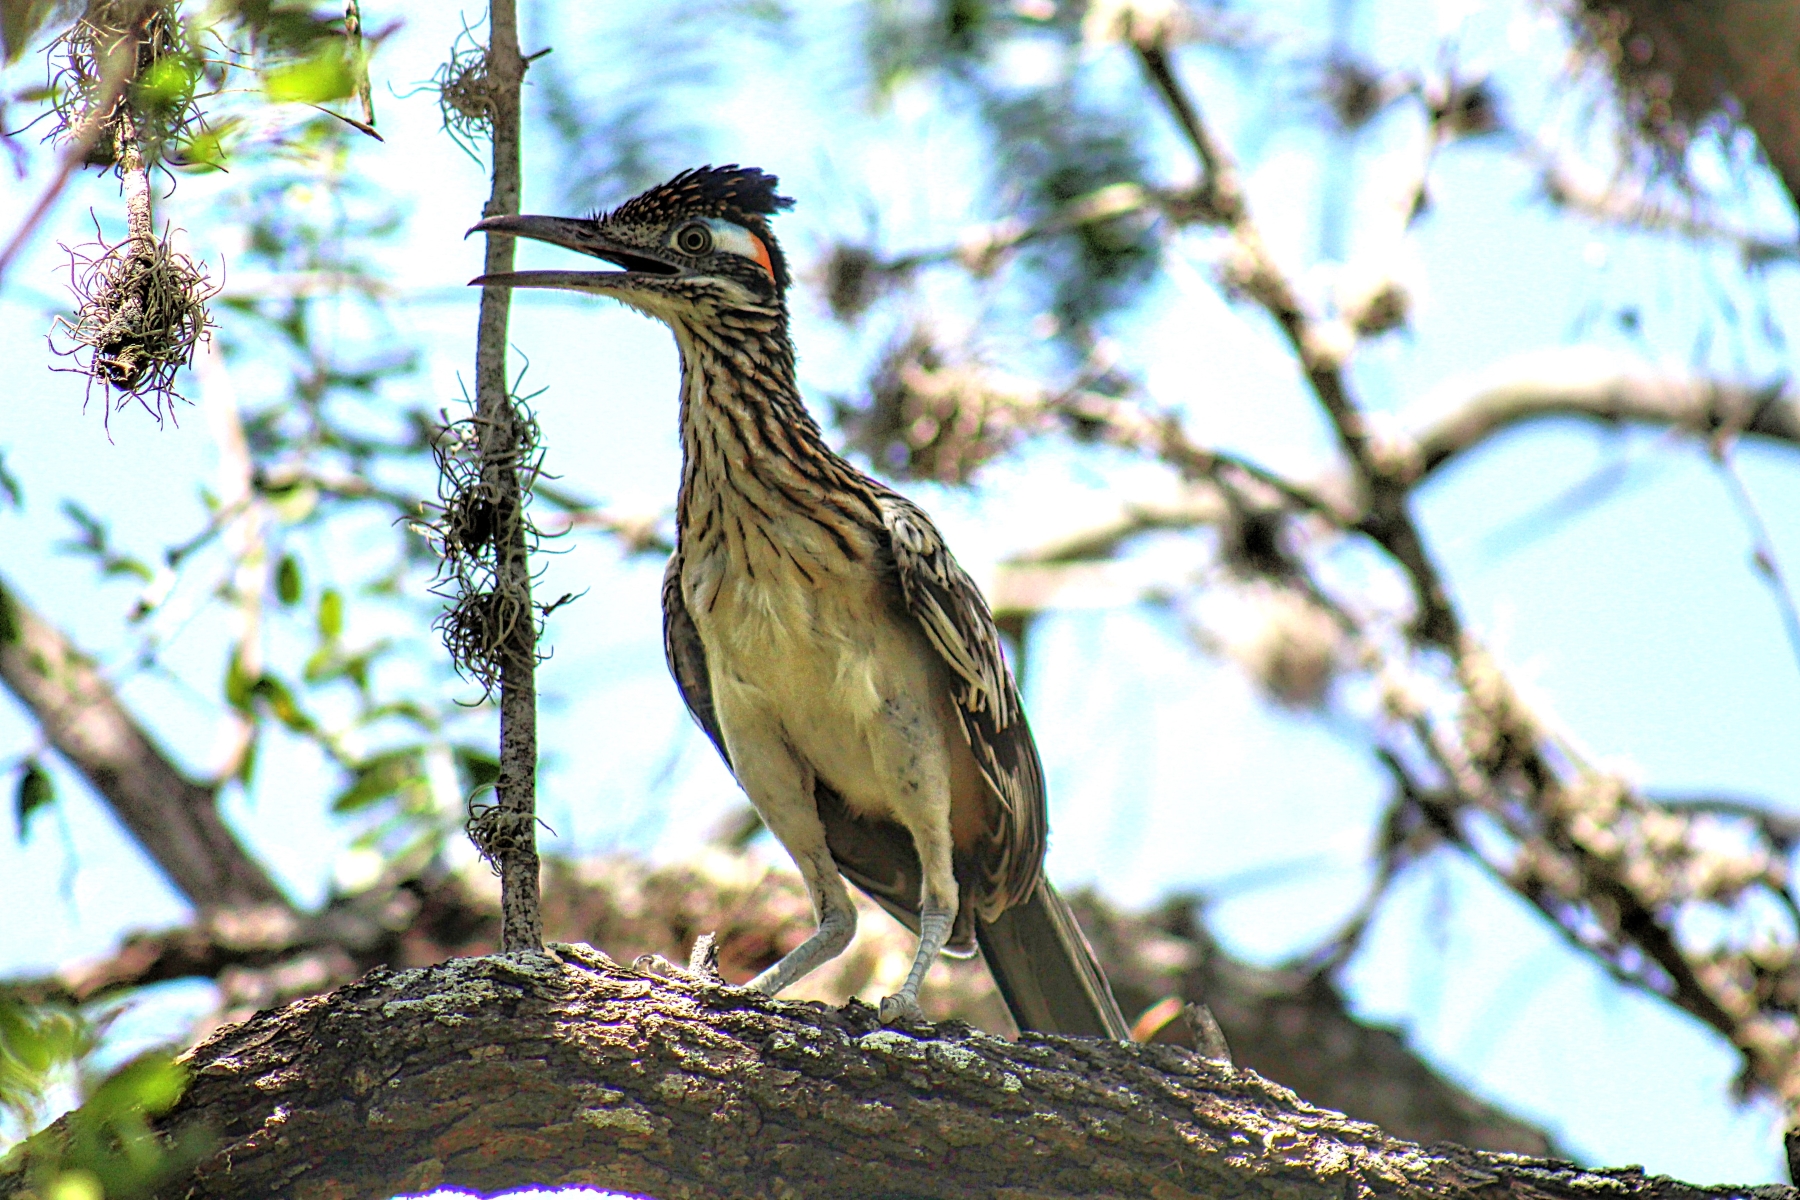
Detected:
left=472, top=165, right=1129, bottom=1037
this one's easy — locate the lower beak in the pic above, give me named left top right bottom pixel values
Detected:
left=466, top=214, right=672, bottom=292
left=469, top=269, right=631, bottom=292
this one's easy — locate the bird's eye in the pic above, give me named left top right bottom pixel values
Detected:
left=673, top=223, right=713, bottom=255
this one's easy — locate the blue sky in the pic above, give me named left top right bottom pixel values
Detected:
left=3, top=0, right=1800, bottom=1184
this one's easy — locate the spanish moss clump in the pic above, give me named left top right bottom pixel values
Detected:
left=50, top=223, right=217, bottom=425
left=817, top=242, right=898, bottom=323
left=421, top=401, right=549, bottom=695
left=464, top=800, right=536, bottom=874
left=438, top=588, right=529, bottom=694
left=834, top=329, right=1044, bottom=484
left=47, top=0, right=206, bottom=170
left=433, top=28, right=495, bottom=156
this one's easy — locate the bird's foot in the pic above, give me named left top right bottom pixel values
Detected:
left=633, top=953, right=682, bottom=979
left=878, top=992, right=927, bottom=1027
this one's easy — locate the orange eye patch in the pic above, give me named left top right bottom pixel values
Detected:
left=701, top=219, right=776, bottom=280
left=745, top=231, right=774, bottom=279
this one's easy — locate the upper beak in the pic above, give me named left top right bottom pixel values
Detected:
left=465, top=214, right=680, bottom=292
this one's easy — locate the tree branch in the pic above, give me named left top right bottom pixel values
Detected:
left=2, top=852, right=1561, bottom=1156
left=1402, top=349, right=1800, bottom=482
left=1133, top=34, right=1460, bottom=647
left=1, top=952, right=1778, bottom=1200
left=0, top=571, right=287, bottom=911
left=468, top=0, right=542, bottom=953
left=979, top=354, right=1796, bottom=591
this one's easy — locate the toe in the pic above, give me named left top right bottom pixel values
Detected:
left=633, top=953, right=679, bottom=978
left=879, top=994, right=927, bottom=1026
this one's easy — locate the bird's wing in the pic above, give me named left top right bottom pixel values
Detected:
left=661, top=552, right=731, bottom=768
left=877, top=493, right=1046, bottom=915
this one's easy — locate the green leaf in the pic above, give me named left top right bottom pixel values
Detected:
left=57, top=502, right=154, bottom=582
left=137, top=54, right=199, bottom=108
left=250, top=676, right=316, bottom=735
left=456, top=747, right=501, bottom=792
left=264, top=43, right=356, bottom=104
left=0, top=585, right=18, bottom=645
left=84, top=1054, right=188, bottom=1120
left=318, top=589, right=343, bottom=640
left=276, top=555, right=303, bottom=606
left=45, top=1170, right=102, bottom=1200
left=1, top=0, right=67, bottom=65
left=174, top=115, right=245, bottom=173
left=332, top=749, right=423, bottom=814
left=15, top=760, right=54, bottom=840
left=223, top=655, right=256, bottom=712
left=0, top=449, right=22, bottom=509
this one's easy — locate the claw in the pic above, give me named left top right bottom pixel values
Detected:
left=878, top=992, right=927, bottom=1026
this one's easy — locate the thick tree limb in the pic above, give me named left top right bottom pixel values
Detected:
left=0, top=572, right=286, bottom=911
left=2, top=853, right=1560, bottom=1155
left=0, top=951, right=1777, bottom=1200
left=1073, top=896, right=1561, bottom=1157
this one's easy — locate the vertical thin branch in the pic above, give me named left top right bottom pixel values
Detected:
left=116, top=104, right=152, bottom=246
left=472, top=0, right=541, bottom=953
left=1713, top=442, right=1800, bottom=673
left=345, top=0, right=375, bottom=129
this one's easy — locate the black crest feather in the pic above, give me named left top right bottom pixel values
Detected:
left=607, top=165, right=796, bottom=291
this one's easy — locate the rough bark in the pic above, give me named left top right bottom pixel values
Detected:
left=0, top=572, right=286, bottom=911
left=0, top=854, right=1564, bottom=1157
left=0, top=949, right=1777, bottom=1200
left=1074, top=896, right=1561, bottom=1157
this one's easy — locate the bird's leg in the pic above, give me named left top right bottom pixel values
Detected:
left=746, top=840, right=857, bottom=995
left=733, top=746, right=858, bottom=996
left=879, top=813, right=959, bottom=1026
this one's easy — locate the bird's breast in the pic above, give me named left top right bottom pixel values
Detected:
left=682, top=517, right=963, bottom=805
left=685, top=531, right=896, bottom=720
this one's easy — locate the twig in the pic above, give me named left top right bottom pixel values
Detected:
left=1537, top=156, right=1800, bottom=265
left=0, top=1, right=146, bottom=288
left=1712, top=440, right=1800, bottom=674
left=1132, top=32, right=1461, bottom=646
left=345, top=0, right=375, bottom=130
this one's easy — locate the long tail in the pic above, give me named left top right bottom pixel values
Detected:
left=976, top=880, right=1131, bottom=1040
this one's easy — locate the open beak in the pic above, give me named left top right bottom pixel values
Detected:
left=466, top=214, right=681, bottom=292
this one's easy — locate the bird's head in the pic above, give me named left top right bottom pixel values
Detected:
left=468, top=165, right=794, bottom=324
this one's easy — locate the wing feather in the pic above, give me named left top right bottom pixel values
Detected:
left=661, top=553, right=731, bottom=769
left=878, top=494, right=1046, bottom=915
